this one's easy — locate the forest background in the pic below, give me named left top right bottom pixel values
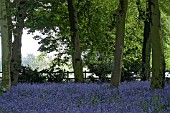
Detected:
left=0, top=0, right=170, bottom=89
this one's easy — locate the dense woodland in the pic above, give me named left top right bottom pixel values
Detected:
left=0, top=0, right=170, bottom=92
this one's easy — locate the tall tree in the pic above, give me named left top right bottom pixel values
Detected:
left=0, top=0, right=11, bottom=93
left=141, top=17, right=151, bottom=81
left=67, top=0, right=84, bottom=82
left=136, top=0, right=151, bottom=81
left=11, top=0, right=26, bottom=85
left=110, top=0, right=128, bottom=87
left=110, top=0, right=128, bottom=88
left=7, top=0, right=12, bottom=58
left=149, top=0, right=165, bottom=88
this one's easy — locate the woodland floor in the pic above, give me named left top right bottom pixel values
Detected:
left=0, top=81, right=169, bottom=113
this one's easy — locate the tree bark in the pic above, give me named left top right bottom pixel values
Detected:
left=141, top=19, right=151, bottom=81
left=136, top=0, right=152, bottom=81
left=11, top=0, right=26, bottom=86
left=67, top=0, right=84, bottom=82
left=149, top=0, right=165, bottom=89
left=0, top=0, right=11, bottom=92
left=6, top=0, right=12, bottom=57
left=110, top=0, right=128, bottom=88
left=141, top=2, right=152, bottom=81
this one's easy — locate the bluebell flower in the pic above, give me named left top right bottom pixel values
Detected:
left=0, top=81, right=169, bottom=113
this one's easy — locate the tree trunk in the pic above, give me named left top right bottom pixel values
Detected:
left=6, top=0, right=13, bottom=86
left=149, top=0, right=165, bottom=89
left=136, top=0, right=151, bottom=81
left=7, top=0, right=12, bottom=57
left=141, top=9, right=151, bottom=81
left=67, top=0, right=84, bottom=82
left=11, top=0, right=26, bottom=86
left=0, top=0, right=11, bottom=92
left=110, top=0, right=128, bottom=88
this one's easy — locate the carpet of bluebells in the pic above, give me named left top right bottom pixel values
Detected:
left=0, top=81, right=169, bottom=113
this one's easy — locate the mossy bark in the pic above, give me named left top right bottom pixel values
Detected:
left=110, top=0, right=128, bottom=88
left=11, top=0, right=26, bottom=86
left=7, top=0, right=12, bottom=57
left=67, top=0, right=84, bottom=82
left=149, top=0, right=165, bottom=89
left=0, top=0, right=11, bottom=92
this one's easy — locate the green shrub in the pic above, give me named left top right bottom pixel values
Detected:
left=19, top=66, right=66, bottom=83
left=19, top=66, right=46, bottom=83
left=86, top=60, right=112, bottom=82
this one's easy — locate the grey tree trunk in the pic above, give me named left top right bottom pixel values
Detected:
left=0, top=0, right=11, bottom=93
left=7, top=0, right=12, bottom=57
left=110, top=0, right=128, bottom=88
left=67, top=0, right=84, bottom=82
left=6, top=0, right=13, bottom=86
left=149, top=0, right=165, bottom=89
left=11, top=0, right=26, bottom=86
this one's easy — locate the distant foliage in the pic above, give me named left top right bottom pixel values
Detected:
left=40, top=68, right=66, bottom=83
left=18, top=66, right=66, bottom=83
left=22, top=53, right=54, bottom=71
left=121, top=60, right=142, bottom=82
left=19, top=66, right=46, bottom=83
left=85, top=59, right=113, bottom=82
